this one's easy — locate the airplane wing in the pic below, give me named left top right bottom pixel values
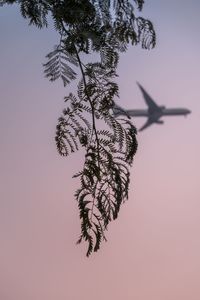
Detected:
left=139, top=118, right=164, bottom=131
left=139, top=119, right=155, bottom=131
left=137, top=82, right=160, bottom=113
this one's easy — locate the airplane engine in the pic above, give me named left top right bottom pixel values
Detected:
left=156, top=120, right=164, bottom=124
left=160, top=105, right=166, bottom=110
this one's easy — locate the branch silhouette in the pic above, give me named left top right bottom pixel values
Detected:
left=1, top=0, right=156, bottom=256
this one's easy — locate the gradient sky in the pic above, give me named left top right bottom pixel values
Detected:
left=1, top=1, right=200, bottom=299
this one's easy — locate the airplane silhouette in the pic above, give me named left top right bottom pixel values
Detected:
left=113, top=82, right=191, bottom=131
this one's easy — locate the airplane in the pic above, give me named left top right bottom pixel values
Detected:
left=113, top=82, right=191, bottom=131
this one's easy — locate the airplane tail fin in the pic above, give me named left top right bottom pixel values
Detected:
left=113, top=103, right=123, bottom=116
left=113, top=103, right=131, bottom=119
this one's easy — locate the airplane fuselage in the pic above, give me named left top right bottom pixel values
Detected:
left=125, top=109, right=148, bottom=117
left=161, top=108, right=191, bottom=116
left=123, top=107, right=190, bottom=118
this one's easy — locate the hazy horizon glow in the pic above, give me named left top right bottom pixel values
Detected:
left=1, top=1, right=200, bottom=299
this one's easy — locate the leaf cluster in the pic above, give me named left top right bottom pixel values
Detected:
left=55, top=58, right=138, bottom=255
left=1, top=0, right=156, bottom=256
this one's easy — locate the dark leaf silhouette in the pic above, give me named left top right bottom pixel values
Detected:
left=1, top=0, right=155, bottom=256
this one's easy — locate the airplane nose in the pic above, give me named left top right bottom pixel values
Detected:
left=184, top=109, right=191, bottom=116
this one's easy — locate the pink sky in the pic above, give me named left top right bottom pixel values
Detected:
left=1, top=1, right=200, bottom=299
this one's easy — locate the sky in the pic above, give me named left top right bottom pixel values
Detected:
left=0, top=1, right=200, bottom=299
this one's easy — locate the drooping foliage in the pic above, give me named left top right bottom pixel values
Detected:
left=1, top=0, right=156, bottom=256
